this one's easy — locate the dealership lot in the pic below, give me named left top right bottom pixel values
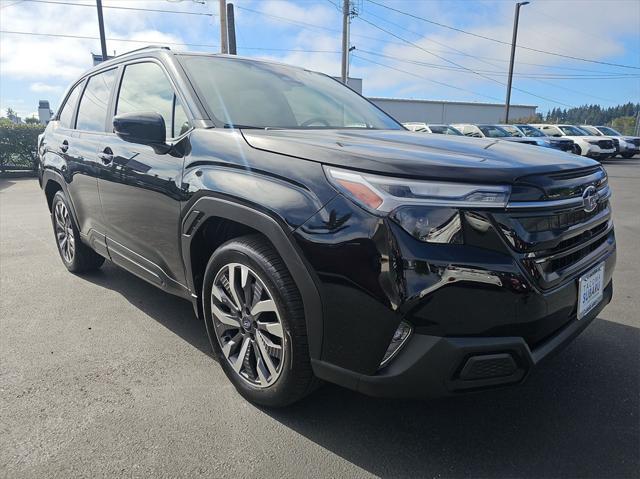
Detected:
left=1, top=159, right=638, bottom=478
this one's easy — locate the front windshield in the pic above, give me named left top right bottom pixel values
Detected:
left=580, top=126, right=601, bottom=135
left=478, top=125, right=510, bottom=138
left=181, top=55, right=401, bottom=130
left=501, top=125, right=524, bottom=137
left=560, top=125, right=589, bottom=136
left=429, top=125, right=463, bottom=135
left=597, top=126, right=621, bottom=136
left=517, top=125, right=546, bottom=137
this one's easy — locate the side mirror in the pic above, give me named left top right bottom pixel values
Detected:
left=113, top=112, right=167, bottom=150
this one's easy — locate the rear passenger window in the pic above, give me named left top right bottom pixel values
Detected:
left=58, top=82, right=83, bottom=129
left=117, top=62, right=188, bottom=139
left=76, top=69, right=117, bottom=132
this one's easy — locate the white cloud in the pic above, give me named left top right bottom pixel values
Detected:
left=346, top=0, right=640, bottom=103
left=29, top=82, right=63, bottom=93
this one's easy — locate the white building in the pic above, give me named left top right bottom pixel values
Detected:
left=369, top=97, right=537, bottom=124
left=38, top=100, right=53, bottom=124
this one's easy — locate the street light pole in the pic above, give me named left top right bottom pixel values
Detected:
left=504, top=1, right=529, bottom=123
left=341, top=0, right=350, bottom=84
left=219, top=0, right=228, bottom=54
left=95, top=0, right=108, bottom=62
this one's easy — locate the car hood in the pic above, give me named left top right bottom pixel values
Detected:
left=241, top=129, right=597, bottom=183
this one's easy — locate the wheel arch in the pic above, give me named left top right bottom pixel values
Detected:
left=41, top=170, right=80, bottom=227
left=181, top=196, right=323, bottom=360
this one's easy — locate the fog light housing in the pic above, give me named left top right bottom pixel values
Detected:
left=379, top=321, right=413, bottom=369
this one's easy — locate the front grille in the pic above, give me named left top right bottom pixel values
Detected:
left=496, top=167, right=613, bottom=289
left=631, top=139, right=640, bottom=147
left=598, top=140, right=614, bottom=149
left=548, top=233, right=608, bottom=271
left=516, top=201, right=607, bottom=232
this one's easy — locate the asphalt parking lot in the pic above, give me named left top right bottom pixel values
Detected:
left=1, top=159, right=639, bottom=478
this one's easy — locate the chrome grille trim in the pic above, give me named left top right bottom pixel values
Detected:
left=506, top=185, right=610, bottom=210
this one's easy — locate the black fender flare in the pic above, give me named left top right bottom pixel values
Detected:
left=41, top=169, right=81, bottom=228
left=181, top=196, right=324, bottom=360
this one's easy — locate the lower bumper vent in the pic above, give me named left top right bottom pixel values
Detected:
left=459, top=353, right=517, bottom=380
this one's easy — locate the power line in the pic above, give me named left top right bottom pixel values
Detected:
left=23, top=0, right=216, bottom=16
left=357, top=9, right=640, bottom=79
left=356, top=50, right=639, bottom=80
left=352, top=54, right=504, bottom=102
left=355, top=15, right=574, bottom=107
left=0, top=0, right=26, bottom=9
left=0, top=29, right=218, bottom=47
left=0, top=29, right=340, bottom=54
left=365, top=0, right=640, bottom=70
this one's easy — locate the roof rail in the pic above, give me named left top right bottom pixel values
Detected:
left=113, top=45, right=171, bottom=59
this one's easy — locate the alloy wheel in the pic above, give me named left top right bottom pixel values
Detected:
left=54, top=201, right=75, bottom=263
left=210, top=263, right=285, bottom=388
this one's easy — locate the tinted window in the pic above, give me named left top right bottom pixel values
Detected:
left=117, top=62, right=187, bottom=138
left=181, top=56, right=400, bottom=130
left=76, top=69, right=117, bottom=132
left=58, top=82, right=83, bottom=129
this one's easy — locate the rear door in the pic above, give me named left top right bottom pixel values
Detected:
left=97, top=60, right=191, bottom=293
left=72, top=67, right=119, bottom=256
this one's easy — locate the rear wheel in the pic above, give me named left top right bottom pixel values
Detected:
left=622, top=151, right=635, bottom=159
left=51, top=191, right=104, bottom=273
left=202, top=235, right=317, bottom=407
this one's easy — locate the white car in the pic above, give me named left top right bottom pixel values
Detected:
left=498, top=124, right=575, bottom=152
left=403, top=122, right=463, bottom=135
left=579, top=125, right=640, bottom=159
left=452, top=123, right=544, bottom=146
left=531, top=124, right=616, bottom=160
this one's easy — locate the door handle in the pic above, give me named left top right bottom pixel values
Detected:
left=60, top=140, right=69, bottom=153
left=98, top=147, right=113, bottom=165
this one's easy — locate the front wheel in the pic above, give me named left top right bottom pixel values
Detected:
left=622, top=151, right=636, bottom=159
left=202, top=235, right=317, bottom=407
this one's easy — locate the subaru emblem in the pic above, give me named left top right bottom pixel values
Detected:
left=582, top=186, right=599, bottom=213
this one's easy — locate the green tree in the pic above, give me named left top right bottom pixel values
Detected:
left=24, top=116, right=40, bottom=125
left=610, top=116, right=636, bottom=135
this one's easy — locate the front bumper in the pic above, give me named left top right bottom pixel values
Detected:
left=295, top=189, right=616, bottom=399
left=586, top=146, right=615, bottom=159
left=312, top=280, right=612, bottom=398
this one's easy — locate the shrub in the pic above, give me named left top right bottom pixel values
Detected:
left=0, top=123, right=45, bottom=174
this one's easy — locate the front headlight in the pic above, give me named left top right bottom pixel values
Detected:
left=324, top=166, right=511, bottom=213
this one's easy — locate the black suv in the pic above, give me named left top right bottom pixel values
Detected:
left=39, top=47, right=616, bottom=406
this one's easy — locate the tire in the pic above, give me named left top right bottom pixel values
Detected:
left=622, top=151, right=635, bottom=159
left=50, top=191, right=105, bottom=273
left=202, top=234, right=317, bottom=407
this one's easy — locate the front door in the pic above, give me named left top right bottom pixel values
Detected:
left=97, top=60, right=191, bottom=293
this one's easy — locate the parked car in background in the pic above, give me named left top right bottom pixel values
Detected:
left=532, top=124, right=616, bottom=160
left=452, top=123, right=543, bottom=146
left=579, top=125, right=640, bottom=158
left=499, top=124, right=575, bottom=152
left=578, top=125, right=621, bottom=157
left=514, top=124, right=575, bottom=153
left=403, top=122, right=463, bottom=135
left=38, top=47, right=616, bottom=406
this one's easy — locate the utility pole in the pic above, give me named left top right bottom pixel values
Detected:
left=219, top=0, right=228, bottom=54
left=96, top=0, right=108, bottom=62
left=227, top=3, right=237, bottom=55
left=341, top=0, right=350, bottom=84
left=504, top=1, right=529, bottom=123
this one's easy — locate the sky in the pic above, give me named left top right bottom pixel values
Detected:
left=1, top=0, right=639, bottom=120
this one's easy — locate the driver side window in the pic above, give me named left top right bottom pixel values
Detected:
left=116, top=62, right=189, bottom=139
